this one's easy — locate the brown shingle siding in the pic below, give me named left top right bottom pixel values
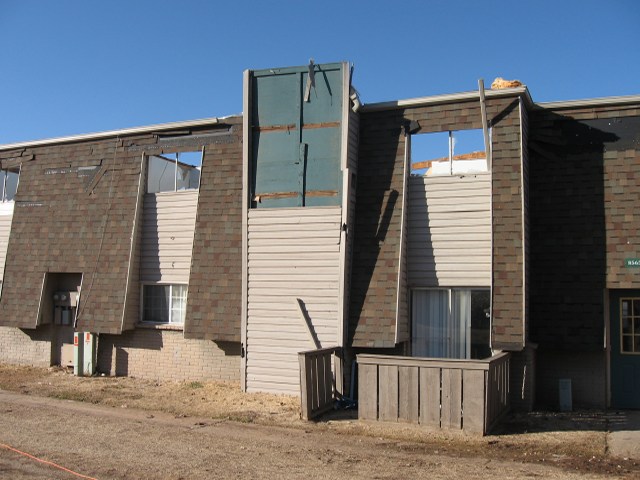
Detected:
left=0, top=136, right=142, bottom=333
left=184, top=118, right=243, bottom=342
left=529, top=105, right=640, bottom=350
left=350, top=95, right=526, bottom=349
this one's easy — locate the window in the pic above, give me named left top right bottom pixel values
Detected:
left=621, top=298, right=640, bottom=354
left=147, top=150, right=202, bottom=193
left=410, top=129, right=488, bottom=176
left=142, top=284, right=187, bottom=324
left=1, top=167, right=19, bottom=202
left=411, top=288, right=490, bottom=359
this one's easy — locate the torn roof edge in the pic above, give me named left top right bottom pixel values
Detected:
left=0, top=114, right=242, bottom=152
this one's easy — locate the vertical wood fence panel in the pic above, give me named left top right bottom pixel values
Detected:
left=299, top=346, right=343, bottom=420
left=357, top=353, right=511, bottom=434
left=379, top=365, right=399, bottom=421
left=398, top=366, right=419, bottom=423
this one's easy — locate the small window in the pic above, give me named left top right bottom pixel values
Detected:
left=147, top=151, right=202, bottom=193
left=411, top=129, right=488, bottom=176
left=142, top=284, right=187, bottom=324
left=1, top=168, right=19, bottom=202
left=621, top=298, right=640, bottom=354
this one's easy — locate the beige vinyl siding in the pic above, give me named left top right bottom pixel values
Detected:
left=408, top=173, right=491, bottom=287
left=0, top=202, right=14, bottom=284
left=246, top=206, right=342, bottom=394
left=141, top=191, right=198, bottom=283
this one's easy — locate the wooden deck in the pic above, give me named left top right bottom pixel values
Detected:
left=357, top=352, right=510, bottom=434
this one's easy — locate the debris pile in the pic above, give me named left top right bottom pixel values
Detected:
left=491, top=77, right=523, bottom=89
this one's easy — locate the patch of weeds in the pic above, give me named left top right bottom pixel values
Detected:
left=229, top=411, right=258, bottom=424
left=188, top=381, right=204, bottom=389
left=52, top=391, right=89, bottom=402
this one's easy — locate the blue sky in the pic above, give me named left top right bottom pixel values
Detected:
left=1, top=0, right=638, bottom=144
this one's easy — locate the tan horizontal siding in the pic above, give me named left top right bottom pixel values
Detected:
left=408, top=174, right=491, bottom=287
left=246, top=206, right=342, bottom=394
left=0, top=203, right=13, bottom=283
left=141, top=191, right=197, bottom=284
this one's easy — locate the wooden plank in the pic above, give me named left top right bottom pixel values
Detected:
left=462, top=369, right=486, bottom=434
left=298, top=353, right=312, bottom=420
left=378, top=365, right=399, bottom=422
left=442, top=369, right=462, bottom=430
left=358, top=363, right=378, bottom=420
left=398, top=366, right=419, bottom=423
left=357, top=354, right=491, bottom=371
left=313, top=354, right=323, bottom=411
left=419, top=367, right=441, bottom=427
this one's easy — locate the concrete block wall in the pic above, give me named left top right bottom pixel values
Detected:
left=0, top=325, right=52, bottom=367
left=535, top=350, right=606, bottom=409
left=97, top=329, right=240, bottom=382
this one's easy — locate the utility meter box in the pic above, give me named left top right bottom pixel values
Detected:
left=73, top=332, right=96, bottom=376
left=53, top=290, right=78, bottom=326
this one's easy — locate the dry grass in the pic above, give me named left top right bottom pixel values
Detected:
left=0, top=365, right=300, bottom=425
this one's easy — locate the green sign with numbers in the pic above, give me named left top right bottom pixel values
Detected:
left=625, top=258, right=640, bottom=268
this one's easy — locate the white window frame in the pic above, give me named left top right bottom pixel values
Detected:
left=620, top=297, right=640, bottom=355
left=146, top=149, right=203, bottom=194
left=140, top=283, right=188, bottom=325
left=1, top=166, right=20, bottom=202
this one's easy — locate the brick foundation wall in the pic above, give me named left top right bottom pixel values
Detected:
left=0, top=326, right=52, bottom=366
left=96, top=328, right=240, bottom=382
left=536, top=349, right=606, bottom=409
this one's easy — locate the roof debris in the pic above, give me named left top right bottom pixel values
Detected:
left=491, top=77, right=523, bottom=89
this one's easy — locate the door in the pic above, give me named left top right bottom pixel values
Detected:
left=610, top=289, right=640, bottom=408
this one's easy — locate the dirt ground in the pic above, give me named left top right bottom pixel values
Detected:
left=0, top=365, right=638, bottom=479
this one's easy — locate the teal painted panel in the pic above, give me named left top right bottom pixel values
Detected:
left=250, top=62, right=345, bottom=209
left=303, top=127, right=342, bottom=195
left=252, top=73, right=300, bottom=127
left=301, top=67, right=343, bottom=125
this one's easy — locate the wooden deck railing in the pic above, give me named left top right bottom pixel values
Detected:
left=298, top=346, right=343, bottom=420
left=357, top=352, right=510, bottom=434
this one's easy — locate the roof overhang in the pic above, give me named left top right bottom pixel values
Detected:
left=536, top=94, right=640, bottom=110
left=0, top=116, right=237, bottom=152
left=361, top=86, right=533, bottom=112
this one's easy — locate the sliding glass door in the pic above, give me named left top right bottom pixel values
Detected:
left=411, top=289, right=490, bottom=359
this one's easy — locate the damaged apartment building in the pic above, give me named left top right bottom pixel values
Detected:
left=1, top=61, right=639, bottom=413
